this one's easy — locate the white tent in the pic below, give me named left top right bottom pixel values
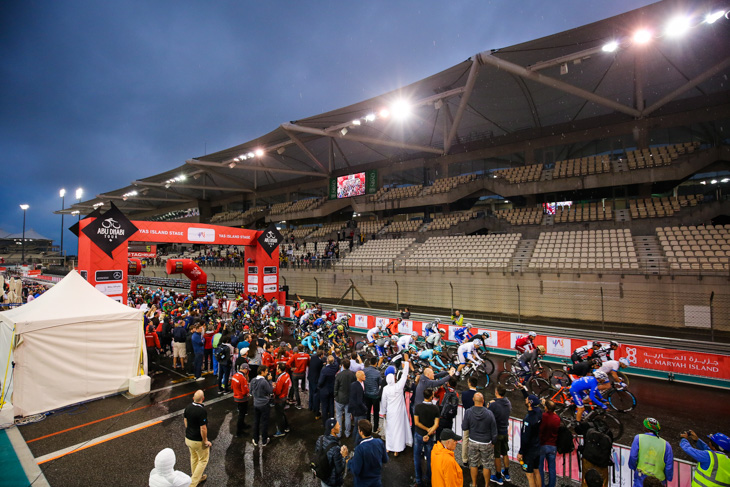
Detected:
left=0, top=270, right=144, bottom=417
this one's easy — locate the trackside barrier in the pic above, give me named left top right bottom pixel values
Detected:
left=450, top=407, right=696, bottom=487
left=280, top=305, right=730, bottom=389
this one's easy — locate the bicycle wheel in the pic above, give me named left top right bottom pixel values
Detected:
left=469, top=367, right=491, bottom=390
left=480, top=357, right=495, bottom=376
left=588, top=411, right=624, bottom=442
left=497, top=371, right=518, bottom=392
left=549, top=369, right=571, bottom=389
left=536, top=364, right=552, bottom=380
left=528, top=377, right=551, bottom=396
left=503, top=357, right=517, bottom=370
left=355, top=341, right=366, bottom=351
left=616, top=371, right=630, bottom=386
left=607, top=389, right=637, bottom=412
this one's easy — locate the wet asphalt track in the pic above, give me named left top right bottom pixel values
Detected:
left=16, top=327, right=730, bottom=487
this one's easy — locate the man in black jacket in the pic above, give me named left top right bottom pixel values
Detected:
left=309, top=349, right=324, bottom=419
left=414, top=366, right=456, bottom=407
left=318, top=355, right=339, bottom=426
left=349, top=370, right=367, bottom=447
left=518, top=393, right=543, bottom=487
left=363, top=357, right=383, bottom=433
left=315, top=418, right=349, bottom=487
left=334, top=360, right=357, bottom=439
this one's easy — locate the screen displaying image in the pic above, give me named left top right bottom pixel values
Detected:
left=337, top=172, right=366, bottom=198
left=543, top=201, right=573, bottom=214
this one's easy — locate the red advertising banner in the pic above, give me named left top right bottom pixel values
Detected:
left=130, top=221, right=257, bottom=246
left=341, top=311, right=730, bottom=383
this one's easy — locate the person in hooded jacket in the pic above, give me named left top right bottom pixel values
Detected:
left=149, top=447, right=192, bottom=487
left=462, top=392, right=498, bottom=487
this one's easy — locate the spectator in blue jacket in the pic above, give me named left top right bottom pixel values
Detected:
left=318, top=354, right=339, bottom=425
left=191, top=324, right=205, bottom=380
left=349, top=419, right=388, bottom=487
left=518, top=394, right=543, bottom=487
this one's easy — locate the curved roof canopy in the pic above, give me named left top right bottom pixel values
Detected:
left=69, top=1, right=730, bottom=216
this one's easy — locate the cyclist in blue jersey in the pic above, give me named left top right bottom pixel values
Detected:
left=453, top=323, right=474, bottom=344
left=569, top=370, right=611, bottom=422
left=312, top=316, right=325, bottom=329
left=301, top=332, right=319, bottom=352
left=422, top=319, right=441, bottom=336
left=366, top=325, right=382, bottom=344
left=417, top=347, right=448, bottom=372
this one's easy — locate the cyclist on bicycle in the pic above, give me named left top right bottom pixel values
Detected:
left=469, top=331, right=490, bottom=345
left=571, top=341, right=601, bottom=364
left=456, top=338, right=484, bottom=376
left=569, top=370, right=611, bottom=422
left=422, top=318, right=441, bottom=336
left=397, top=332, right=418, bottom=352
left=373, top=336, right=390, bottom=368
left=567, top=358, right=601, bottom=381
left=596, top=341, right=619, bottom=362
left=453, top=323, right=474, bottom=344
left=515, top=331, right=537, bottom=353
left=451, top=310, right=464, bottom=326
left=366, top=324, right=382, bottom=344
left=312, top=315, right=326, bottom=329
left=387, top=317, right=402, bottom=335
left=598, top=357, right=630, bottom=385
left=517, top=345, right=546, bottom=382
left=417, top=347, right=448, bottom=372
left=425, top=328, right=446, bottom=349
left=301, top=331, right=319, bottom=352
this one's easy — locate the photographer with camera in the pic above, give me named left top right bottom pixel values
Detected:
left=680, top=430, right=730, bottom=487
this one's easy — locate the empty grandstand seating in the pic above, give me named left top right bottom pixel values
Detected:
left=289, top=227, right=315, bottom=239
left=309, top=222, right=347, bottom=239
left=553, top=155, right=611, bottom=179
left=657, top=224, right=730, bottom=271
left=530, top=229, right=637, bottom=270
left=429, top=211, right=478, bottom=230
left=339, top=238, right=415, bottom=267
left=421, top=174, right=477, bottom=195
left=382, top=185, right=423, bottom=200
left=629, top=195, right=704, bottom=219
left=210, top=205, right=266, bottom=224
left=357, top=220, right=386, bottom=236
left=385, top=220, right=422, bottom=233
left=492, top=164, right=542, bottom=183
left=269, top=201, right=293, bottom=216
left=623, top=142, right=700, bottom=170
left=405, top=234, right=520, bottom=268
left=495, top=207, right=543, bottom=225
left=287, top=197, right=324, bottom=213
left=554, top=202, right=613, bottom=223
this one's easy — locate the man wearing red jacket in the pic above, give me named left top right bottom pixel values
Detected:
left=261, top=343, right=276, bottom=370
left=231, top=363, right=250, bottom=437
left=287, top=346, right=310, bottom=408
left=387, top=318, right=402, bottom=336
left=272, top=363, right=292, bottom=438
left=145, top=324, right=161, bottom=375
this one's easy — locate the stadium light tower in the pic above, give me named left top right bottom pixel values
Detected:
left=19, top=204, right=29, bottom=265
left=59, top=188, right=66, bottom=256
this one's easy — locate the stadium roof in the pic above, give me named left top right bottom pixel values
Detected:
left=68, top=1, right=730, bottom=217
left=3, top=229, right=51, bottom=241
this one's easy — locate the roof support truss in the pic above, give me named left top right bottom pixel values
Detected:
left=131, top=180, right=253, bottom=192
left=187, top=159, right=329, bottom=178
left=444, top=59, right=480, bottom=153
left=282, top=129, right=329, bottom=174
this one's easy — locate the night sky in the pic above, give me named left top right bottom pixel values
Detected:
left=0, top=1, right=656, bottom=253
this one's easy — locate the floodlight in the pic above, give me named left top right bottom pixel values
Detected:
left=179, top=174, right=187, bottom=181
left=364, top=113, right=376, bottom=122
left=247, top=152, right=255, bottom=158
left=721, top=178, right=730, bottom=183
left=352, top=119, right=361, bottom=126
left=379, top=108, right=390, bottom=119
left=391, top=99, right=411, bottom=119
left=700, top=181, right=707, bottom=185
left=59, top=188, right=66, bottom=198
left=255, top=148, right=264, bottom=157
left=665, top=16, right=692, bottom=37
left=20, top=204, right=29, bottom=210
left=633, top=29, right=652, bottom=44
left=277, top=147, right=286, bottom=155
left=602, top=41, right=619, bottom=53
left=705, top=10, right=725, bottom=24
left=340, top=128, right=348, bottom=136
left=711, top=179, right=718, bottom=184
left=75, top=188, right=83, bottom=200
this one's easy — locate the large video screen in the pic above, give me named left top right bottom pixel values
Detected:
left=542, top=201, right=573, bottom=214
left=337, top=172, right=366, bottom=198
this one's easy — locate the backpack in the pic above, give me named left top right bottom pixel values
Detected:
left=440, top=389, right=459, bottom=420
left=216, top=345, right=230, bottom=363
left=556, top=425, right=575, bottom=454
left=311, top=436, right=339, bottom=480
left=581, top=427, right=613, bottom=468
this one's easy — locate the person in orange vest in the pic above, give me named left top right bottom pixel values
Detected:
left=231, top=363, right=250, bottom=437
left=431, top=429, right=463, bottom=487
left=145, top=324, right=162, bottom=375
left=287, top=346, right=310, bottom=408
left=387, top=318, right=402, bottom=336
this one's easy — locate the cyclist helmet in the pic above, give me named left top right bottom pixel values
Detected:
left=481, top=331, right=490, bottom=339
left=528, top=331, right=537, bottom=338
left=537, top=345, right=546, bottom=354
left=337, top=325, right=344, bottom=331
left=592, top=341, right=602, bottom=348
left=593, top=370, right=609, bottom=383
left=411, top=331, right=418, bottom=339
left=643, top=417, right=661, bottom=433
left=591, top=358, right=602, bottom=367
left=332, top=308, right=337, bottom=312
left=619, top=357, right=630, bottom=367
left=347, top=314, right=352, bottom=319
left=434, top=318, right=441, bottom=324
left=390, top=335, right=398, bottom=342
left=708, top=433, right=730, bottom=453
left=438, top=329, right=446, bottom=335
left=473, top=338, right=483, bottom=347
left=610, top=341, right=619, bottom=348
left=434, top=346, right=443, bottom=353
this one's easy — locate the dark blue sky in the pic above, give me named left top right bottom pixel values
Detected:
left=0, top=0, right=655, bottom=253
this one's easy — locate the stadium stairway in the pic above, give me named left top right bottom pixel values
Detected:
left=633, top=234, right=666, bottom=275
left=511, top=238, right=537, bottom=272
left=394, top=241, right=422, bottom=267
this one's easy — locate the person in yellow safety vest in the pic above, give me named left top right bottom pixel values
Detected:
left=451, top=310, right=463, bottom=327
left=680, top=430, right=730, bottom=487
left=628, top=418, right=674, bottom=487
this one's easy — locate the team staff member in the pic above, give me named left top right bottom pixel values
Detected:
left=680, top=430, right=730, bottom=487
left=250, top=365, right=273, bottom=447
left=230, top=363, right=250, bottom=437
left=272, top=362, right=292, bottom=438
left=145, top=323, right=162, bottom=375
left=183, top=390, right=211, bottom=487
left=628, top=418, right=674, bottom=487
left=431, top=429, right=463, bottom=487
left=287, top=346, right=310, bottom=408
